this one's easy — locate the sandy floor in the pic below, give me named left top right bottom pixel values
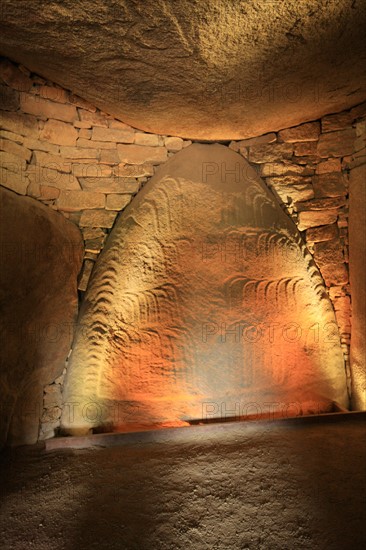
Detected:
left=0, top=416, right=365, bottom=550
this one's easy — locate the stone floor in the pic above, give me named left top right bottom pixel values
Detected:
left=0, top=414, right=365, bottom=550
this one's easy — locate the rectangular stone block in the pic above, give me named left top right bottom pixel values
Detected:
left=248, top=143, right=293, bottom=163
left=265, top=175, right=312, bottom=187
left=278, top=122, right=320, bottom=142
left=77, top=137, right=115, bottom=149
left=57, top=190, right=105, bottom=211
left=313, top=173, right=347, bottom=197
left=74, top=120, right=92, bottom=129
left=79, top=176, right=139, bottom=193
left=260, top=162, right=310, bottom=177
left=134, top=133, right=160, bottom=146
left=117, top=144, right=168, bottom=165
left=295, top=197, right=346, bottom=211
left=40, top=119, right=78, bottom=146
left=317, top=128, right=356, bottom=157
left=72, top=164, right=112, bottom=178
left=78, top=130, right=92, bottom=139
left=39, top=86, right=69, bottom=104
left=316, top=158, right=341, bottom=174
left=105, top=194, right=132, bottom=210
left=306, top=224, right=339, bottom=243
left=81, top=227, right=105, bottom=239
left=33, top=151, right=72, bottom=173
left=313, top=239, right=344, bottom=266
left=321, top=112, right=352, bottom=133
left=294, top=142, right=317, bottom=156
left=100, top=149, right=120, bottom=164
left=60, top=146, right=99, bottom=159
left=297, top=209, right=339, bottom=231
left=20, top=93, right=78, bottom=122
left=0, top=130, right=24, bottom=144
left=22, top=136, right=59, bottom=154
left=0, top=111, right=38, bottom=137
left=91, top=127, right=135, bottom=143
left=40, top=185, right=60, bottom=200
left=84, top=238, right=105, bottom=253
left=79, top=110, right=108, bottom=127
left=26, top=166, right=81, bottom=190
left=0, top=167, right=28, bottom=194
left=271, top=184, right=314, bottom=204
left=0, top=150, right=26, bottom=172
left=320, top=263, right=349, bottom=286
left=79, top=209, right=117, bottom=228
left=0, top=137, right=32, bottom=161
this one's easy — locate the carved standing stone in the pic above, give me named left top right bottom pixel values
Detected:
left=61, top=144, right=348, bottom=435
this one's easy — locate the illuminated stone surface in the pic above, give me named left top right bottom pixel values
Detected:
left=0, top=188, right=83, bottom=446
left=349, top=162, right=366, bottom=409
left=61, top=144, right=348, bottom=435
left=0, top=1, right=365, bottom=140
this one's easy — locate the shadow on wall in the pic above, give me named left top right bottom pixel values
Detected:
left=0, top=187, right=83, bottom=448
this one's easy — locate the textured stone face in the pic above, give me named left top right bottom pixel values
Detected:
left=0, top=188, right=83, bottom=446
left=60, top=144, right=348, bottom=435
left=349, top=163, right=366, bottom=410
left=0, top=1, right=365, bottom=140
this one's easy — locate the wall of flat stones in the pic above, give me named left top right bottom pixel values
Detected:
left=1, top=58, right=364, bottom=439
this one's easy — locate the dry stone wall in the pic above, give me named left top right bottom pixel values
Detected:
left=0, top=58, right=192, bottom=296
left=1, top=58, right=364, bottom=439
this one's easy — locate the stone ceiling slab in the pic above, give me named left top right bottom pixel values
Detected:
left=0, top=0, right=365, bottom=140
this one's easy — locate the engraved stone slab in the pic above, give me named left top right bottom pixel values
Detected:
left=61, top=144, right=348, bottom=435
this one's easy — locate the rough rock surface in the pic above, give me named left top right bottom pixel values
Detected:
left=61, top=143, right=348, bottom=435
left=0, top=188, right=83, bottom=446
left=349, top=163, right=366, bottom=409
left=0, top=1, right=365, bottom=140
left=0, top=416, right=365, bottom=549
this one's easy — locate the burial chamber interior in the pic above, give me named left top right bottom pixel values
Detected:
left=60, top=143, right=349, bottom=436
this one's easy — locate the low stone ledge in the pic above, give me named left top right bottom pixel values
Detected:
left=44, top=411, right=366, bottom=451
